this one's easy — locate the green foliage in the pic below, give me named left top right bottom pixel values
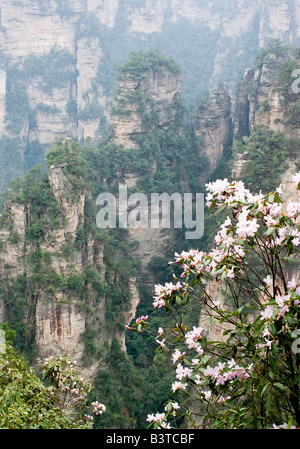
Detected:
left=5, top=82, right=31, bottom=135
left=54, top=0, right=75, bottom=17
left=22, top=48, right=76, bottom=95
left=234, top=125, right=297, bottom=192
left=254, top=39, right=294, bottom=69
left=45, top=139, right=88, bottom=188
left=91, top=338, right=172, bottom=429
left=36, top=103, right=61, bottom=115
left=0, top=342, right=93, bottom=429
left=65, top=99, right=77, bottom=117
left=0, top=136, right=25, bottom=193
left=75, top=12, right=102, bottom=40
left=78, top=102, right=103, bottom=121
left=118, top=49, right=181, bottom=81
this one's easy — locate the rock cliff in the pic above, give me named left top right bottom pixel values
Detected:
left=0, top=138, right=140, bottom=376
left=1, top=0, right=300, bottom=191
left=194, top=87, right=232, bottom=177
left=232, top=43, right=300, bottom=180
left=111, top=62, right=181, bottom=149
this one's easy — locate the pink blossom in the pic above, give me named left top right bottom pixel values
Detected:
left=156, top=338, right=166, bottom=349
left=185, top=326, right=204, bottom=350
left=153, top=297, right=166, bottom=309
left=236, top=207, right=259, bottom=238
left=192, top=358, right=200, bottom=366
left=265, top=215, right=278, bottom=226
left=227, top=267, right=235, bottom=279
left=171, top=381, right=188, bottom=392
left=146, top=412, right=166, bottom=424
left=212, top=300, right=222, bottom=309
left=91, top=401, right=106, bottom=415
left=286, top=201, right=300, bottom=218
left=205, top=178, right=231, bottom=201
left=218, top=395, right=231, bottom=403
left=176, top=363, right=193, bottom=380
left=203, top=390, right=212, bottom=400
left=172, top=349, right=186, bottom=364
left=260, top=305, right=275, bottom=320
left=136, top=315, right=148, bottom=324
left=272, top=423, right=296, bottom=429
left=277, top=304, right=289, bottom=318
left=263, top=275, right=273, bottom=288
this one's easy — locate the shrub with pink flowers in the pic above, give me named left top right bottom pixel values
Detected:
left=128, top=174, right=300, bottom=429
left=41, top=355, right=106, bottom=427
left=0, top=342, right=106, bottom=428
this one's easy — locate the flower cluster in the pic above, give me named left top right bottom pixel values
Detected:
left=146, top=412, right=171, bottom=429
left=153, top=282, right=183, bottom=309
left=202, top=359, right=252, bottom=386
left=147, top=402, right=180, bottom=429
left=91, top=401, right=106, bottom=415
left=41, top=355, right=105, bottom=424
left=42, top=355, right=90, bottom=407
left=125, top=314, right=149, bottom=333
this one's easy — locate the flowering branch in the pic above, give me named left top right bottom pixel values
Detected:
left=127, top=174, right=300, bottom=429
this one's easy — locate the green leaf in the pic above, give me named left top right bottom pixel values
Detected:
left=245, top=378, right=252, bottom=395
left=273, top=193, right=282, bottom=203
left=254, top=322, right=266, bottom=337
left=265, top=226, right=275, bottom=236
left=214, top=204, right=226, bottom=214
left=273, top=382, right=286, bottom=390
left=292, top=373, right=300, bottom=385
left=261, top=382, right=270, bottom=396
left=265, top=393, right=272, bottom=415
left=192, top=276, right=198, bottom=287
left=269, top=355, right=279, bottom=374
left=268, top=322, right=277, bottom=335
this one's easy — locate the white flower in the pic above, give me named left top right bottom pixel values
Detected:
left=172, top=349, right=185, bottom=364
left=260, top=305, right=275, bottom=320
left=263, top=275, right=273, bottom=288
left=185, top=326, right=203, bottom=350
left=287, top=279, right=297, bottom=290
left=155, top=338, right=166, bottom=348
left=171, top=381, right=187, bottom=392
left=203, top=390, right=212, bottom=401
left=236, top=207, right=259, bottom=238
left=213, top=300, right=222, bottom=309
left=175, top=363, right=193, bottom=380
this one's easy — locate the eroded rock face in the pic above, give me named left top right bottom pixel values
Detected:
left=0, top=202, right=26, bottom=279
left=35, top=297, right=86, bottom=360
left=234, top=50, right=300, bottom=140
left=194, top=88, right=232, bottom=176
left=232, top=49, right=300, bottom=179
left=48, top=164, right=85, bottom=236
left=1, top=0, right=300, bottom=192
left=0, top=142, right=141, bottom=374
left=111, top=68, right=181, bottom=149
